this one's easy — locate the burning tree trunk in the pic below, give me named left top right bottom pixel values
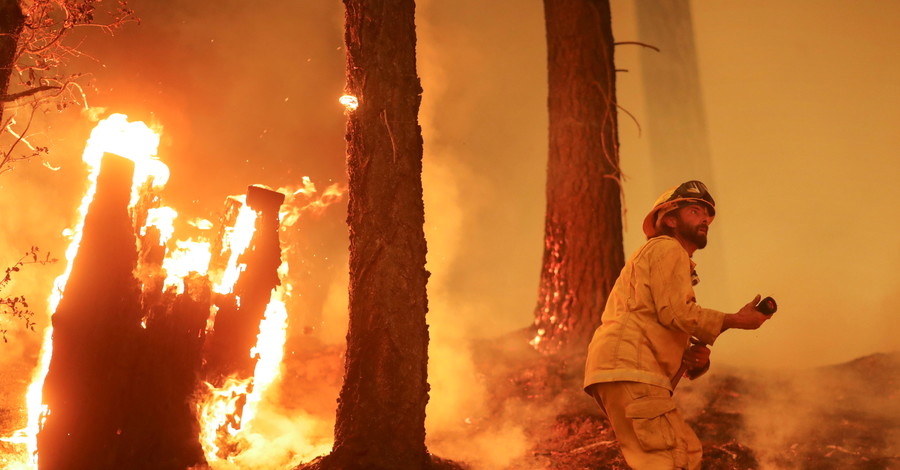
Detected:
left=203, top=185, right=285, bottom=384
left=531, top=0, right=625, bottom=355
left=129, top=273, right=209, bottom=469
left=38, top=153, right=144, bottom=469
left=302, top=0, right=439, bottom=468
left=32, top=114, right=307, bottom=469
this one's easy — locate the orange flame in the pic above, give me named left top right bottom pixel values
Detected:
left=196, top=286, right=290, bottom=464
left=339, top=94, right=359, bottom=111
left=4, top=112, right=345, bottom=469
left=2, top=114, right=163, bottom=469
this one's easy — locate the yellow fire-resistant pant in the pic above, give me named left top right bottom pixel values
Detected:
left=590, top=381, right=702, bottom=470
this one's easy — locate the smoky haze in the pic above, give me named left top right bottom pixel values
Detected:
left=0, top=0, right=898, bottom=466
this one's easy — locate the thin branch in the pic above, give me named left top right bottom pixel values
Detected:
left=616, top=103, right=642, bottom=138
left=614, top=41, right=660, bottom=52
left=0, top=84, right=61, bottom=102
left=1, top=109, right=38, bottom=172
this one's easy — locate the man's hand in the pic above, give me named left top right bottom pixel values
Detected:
left=721, top=294, right=771, bottom=333
left=682, top=342, right=711, bottom=379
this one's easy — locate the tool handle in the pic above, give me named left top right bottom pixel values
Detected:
left=756, top=296, right=777, bottom=315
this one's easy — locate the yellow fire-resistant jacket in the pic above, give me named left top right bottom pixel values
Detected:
left=584, top=236, right=725, bottom=392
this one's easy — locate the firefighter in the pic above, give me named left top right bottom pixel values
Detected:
left=583, top=180, right=770, bottom=469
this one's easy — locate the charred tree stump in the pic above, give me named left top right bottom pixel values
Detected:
left=38, top=153, right=143, bottom=470
left=109, top=182, right=209, bottom=469
left=39, top=154, right=211, bottom=470
left=122, top=273, right=210, bottom=470
left=203, top=185, right=285, bottom=385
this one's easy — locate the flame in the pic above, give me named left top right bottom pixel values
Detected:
left=339, top=94, right=359, bottom=111
left=144, top=206, right=178, bottom=243
left=2, top=114, right=163, bottom=468
left=161, top=239, right=213, bottom=293
left=4, top=112, right=346, bottom=469
left=279, top=177, right=346, bottom=228
left=197, top=270, right=291, bottom=465
left=213, top=200, right=258, bottom=295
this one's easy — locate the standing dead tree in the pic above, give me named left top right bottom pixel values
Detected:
left=531, top=0, right=625, bottom=356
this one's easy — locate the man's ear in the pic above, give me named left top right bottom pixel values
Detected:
left=662, top=213, right=678, bottom=229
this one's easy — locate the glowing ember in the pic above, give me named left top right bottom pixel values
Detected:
left=339, top=94, right=359, bottom=111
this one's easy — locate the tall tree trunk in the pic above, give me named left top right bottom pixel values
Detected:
left=303, top=0, right=433, bottom=468
left=532, top=0, right=624, bottom=356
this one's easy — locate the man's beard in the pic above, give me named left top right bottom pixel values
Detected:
left=677, top=220, right=708, bottom=249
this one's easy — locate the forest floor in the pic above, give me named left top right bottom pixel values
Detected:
left=471, top=330, right=900, bottom=470
left=2, top=332, right=899, bottom=469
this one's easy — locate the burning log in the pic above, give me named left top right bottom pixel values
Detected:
left=196, top=185, right=286, bottom=460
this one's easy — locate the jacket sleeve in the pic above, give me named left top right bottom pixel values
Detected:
left=647, top=240, right=725, bottom=345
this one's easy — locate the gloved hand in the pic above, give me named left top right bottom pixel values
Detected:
left=682, top=342, right=711, bottom=380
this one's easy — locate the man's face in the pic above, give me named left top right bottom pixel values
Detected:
left=674, top=203, right=711, bottom=249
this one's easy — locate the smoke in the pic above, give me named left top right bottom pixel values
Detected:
left=612, top=0, right=900, bottom=370
left=414, top=1, right=551, bottom=466
left=736, top=358, right=900, bottom=469
left=208, top=387, right=334, bottom=470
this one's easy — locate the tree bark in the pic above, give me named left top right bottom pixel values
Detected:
left=301, top=0, right=434, bottom=469
left=0, top=0, right=24, bottom=123
left=532, top=0, right=625, bottom=355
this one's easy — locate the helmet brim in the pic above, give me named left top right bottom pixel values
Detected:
left=642, top=198, right=715, bottom=239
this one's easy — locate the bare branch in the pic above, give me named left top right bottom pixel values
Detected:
left=614, top=41, right=660, bottom=52
left=0, top=84, right=61, bottom=102
left=616, top=103, right=642, bottom=138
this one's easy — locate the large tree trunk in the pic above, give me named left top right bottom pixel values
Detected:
left=532, top=0, right=625, bottom=356
left=303, top=0, right=433, bottom=468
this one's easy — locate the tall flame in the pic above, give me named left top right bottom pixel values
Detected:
left=2, top=114, right=162, bottom=469
left=197, top=285, right=291, bottom=464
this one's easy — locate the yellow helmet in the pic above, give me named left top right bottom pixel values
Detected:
left=642, top=180, right=716, bottom=238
